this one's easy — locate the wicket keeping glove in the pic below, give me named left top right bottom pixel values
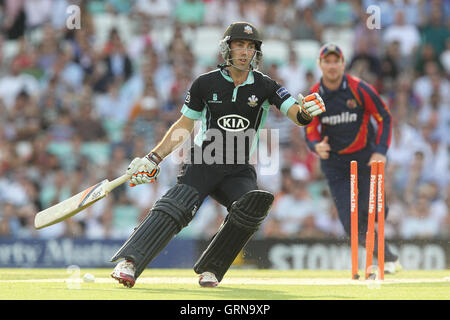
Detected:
left=127, top=153, right=161, bottom=186
left=298, top=93, right=326, bottom=120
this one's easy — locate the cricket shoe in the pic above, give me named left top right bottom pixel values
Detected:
left=111, top=260, right=136, bottom=288
left=199, top=272, right=219, bottom=287
left=384, top=259, right=402, bottom=274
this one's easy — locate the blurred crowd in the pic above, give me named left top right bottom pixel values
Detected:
left=0, top=0, right=448, bottom=241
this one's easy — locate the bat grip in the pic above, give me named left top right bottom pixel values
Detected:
left=105, top=174, right=131, bottom=193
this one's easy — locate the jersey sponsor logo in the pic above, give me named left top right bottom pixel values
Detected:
left=208, top=93, right=222, bottom=104
left=346, top=98, right=357, bottom=109
left=247, top=95, right=258, bottom=107
left=185, top=91, right=191, bottom=104
left=217, top=114, right=250, bottom=132
left=276, top=87, right=288, bottom=99
left=321, top=112, right=358, bottom=125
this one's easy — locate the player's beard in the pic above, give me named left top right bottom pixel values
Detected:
left=323, top=70, right=344, bottom=86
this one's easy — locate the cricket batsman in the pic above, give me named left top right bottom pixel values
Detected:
left=109, top=22, right=326, bottom=288
left=304, top=43, right=401, bottom=273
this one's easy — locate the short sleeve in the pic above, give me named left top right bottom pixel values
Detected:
left=267, top=78, right=297, bottom=116
left=181, top=77, right=204, bottom=120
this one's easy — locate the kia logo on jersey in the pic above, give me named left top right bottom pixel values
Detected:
left=217, top=115, right=250, bottom=132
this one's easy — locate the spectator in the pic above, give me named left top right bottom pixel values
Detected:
left=440, top=38, right=450, bottom=74
left=439, top=185, right=450, bottom=237
left=127, top=20, right=161, bottom=63
left=11, top=37, right=36, bottom=71
left=2, top=0, right=26, bottom=40
left=47, top=109, right=75, bottom=142
left=204, top=0, right=240, bottom=27
left=413, top=61, right=449, bottom=105
left=414, top=43, right=443, bottom=75
left=315, top=200, right=346, bottom=239
left=274, top=0, right=297, bottom=28
left=419, top=3, right=449, bottom=57
left=94, top=79, right=131, bottom=122
left=277, top=49, right=308, bottom=97
left=0, top=59, right=40, bottom=110
left=269, top=177, right=316, bottom=238
left=352, top=9, right=382, bottom=57
left=110, top=191, right=140, bottom=239
left=72, top=103, right=107, bottom=142
left=289, top=7, right=323, bottom=41
left=362, top=0, right=395, bottom=28
left=128, top=80, right=160, bottom=143
left=400, top=189, right=443, bottom=239
left=53, top=44, right=85, bottom=92
left=310, top=0, right=336, bottom=27
left=36, top=24, right=60, bottom=72
left=135, top=0, right=171, bottom=21
left=348, top=37, right=382, bottom=87
left=235, top=0, right=266, bottom=28
left=69, top=29, right=97, bottom=76
left=418, top=91, right=448, bottom=143
left=398, top=0, right=420, bottom=26
left=379, top=41, right=401, bottom=91
left=101, top=28, right=133, bottom=85
left=24, top=0, right=52, bottom=28
left=383, top=10, right=421, bottom=59
left=417, top=131, right=448, bottom=189
left=174, top=0, right=206, bottom=27
left=387, top=104, right=422, bottom=194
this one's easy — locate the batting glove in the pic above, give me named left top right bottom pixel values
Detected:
left=298, top=93, right=326, bottom=119
left=126, top=154, right=160, bottom=186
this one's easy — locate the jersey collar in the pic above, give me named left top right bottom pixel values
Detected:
left=220, top=68, right=255, bottom=85
left=319, top=74, right=348, bottom=94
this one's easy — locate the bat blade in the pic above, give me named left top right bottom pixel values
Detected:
left=34, top=174, right=130, bottom=229
left=34, top=179, right=108, bottom=229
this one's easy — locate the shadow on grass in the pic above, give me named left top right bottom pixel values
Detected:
left=129, top=286, right=297, bottom=300
left=22, top=284, right=359, bottom=300
left=126, top=286, right=359, bottom=300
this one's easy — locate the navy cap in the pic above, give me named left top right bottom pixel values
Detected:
left=319, top=43, right=344, bottom=59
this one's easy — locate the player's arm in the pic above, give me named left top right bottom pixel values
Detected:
left=358, top=81, right=392, bottom=163
left=125, top=115, right=195, bottom=186
left=267, top=78, right=326, bottom=126
left=127, top=77, right=204, bottom=186
left=151, top=115, right=195, bottom=159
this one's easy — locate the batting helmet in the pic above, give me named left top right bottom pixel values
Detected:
left=219, top=22, right=263, bottom=70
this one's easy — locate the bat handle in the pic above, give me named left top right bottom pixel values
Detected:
left=105, top=174, right=131, bottom=193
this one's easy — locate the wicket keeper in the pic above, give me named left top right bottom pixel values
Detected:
left=110, top=22, right=326, bottom=288
left=305, top=43, right=401, bottom=273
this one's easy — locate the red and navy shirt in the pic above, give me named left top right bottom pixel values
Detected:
left=305, top=74, right=392, bottom=156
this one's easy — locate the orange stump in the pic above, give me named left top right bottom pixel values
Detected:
left=350, top=161, right=359, bottom=279
left=365, top=162, right=378, bottom=279
left=377, top=161, right=385, bottom=280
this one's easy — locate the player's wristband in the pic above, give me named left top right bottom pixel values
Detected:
left=146, top=152, right=163, bottom=165
left=296, top=110, right=312, bottom=125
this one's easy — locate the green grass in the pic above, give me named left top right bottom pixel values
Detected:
left=0, top=268, right=449, bottom=300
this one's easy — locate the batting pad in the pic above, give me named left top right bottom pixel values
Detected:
left=194, top=190, right=274, bottom=282
left=110, top=184, right=199, bottom=278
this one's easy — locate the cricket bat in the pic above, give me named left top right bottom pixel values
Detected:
left=34, top=174, right=130, bottom=229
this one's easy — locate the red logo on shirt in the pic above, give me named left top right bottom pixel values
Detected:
left=346, top=98, right=357, bottom=109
